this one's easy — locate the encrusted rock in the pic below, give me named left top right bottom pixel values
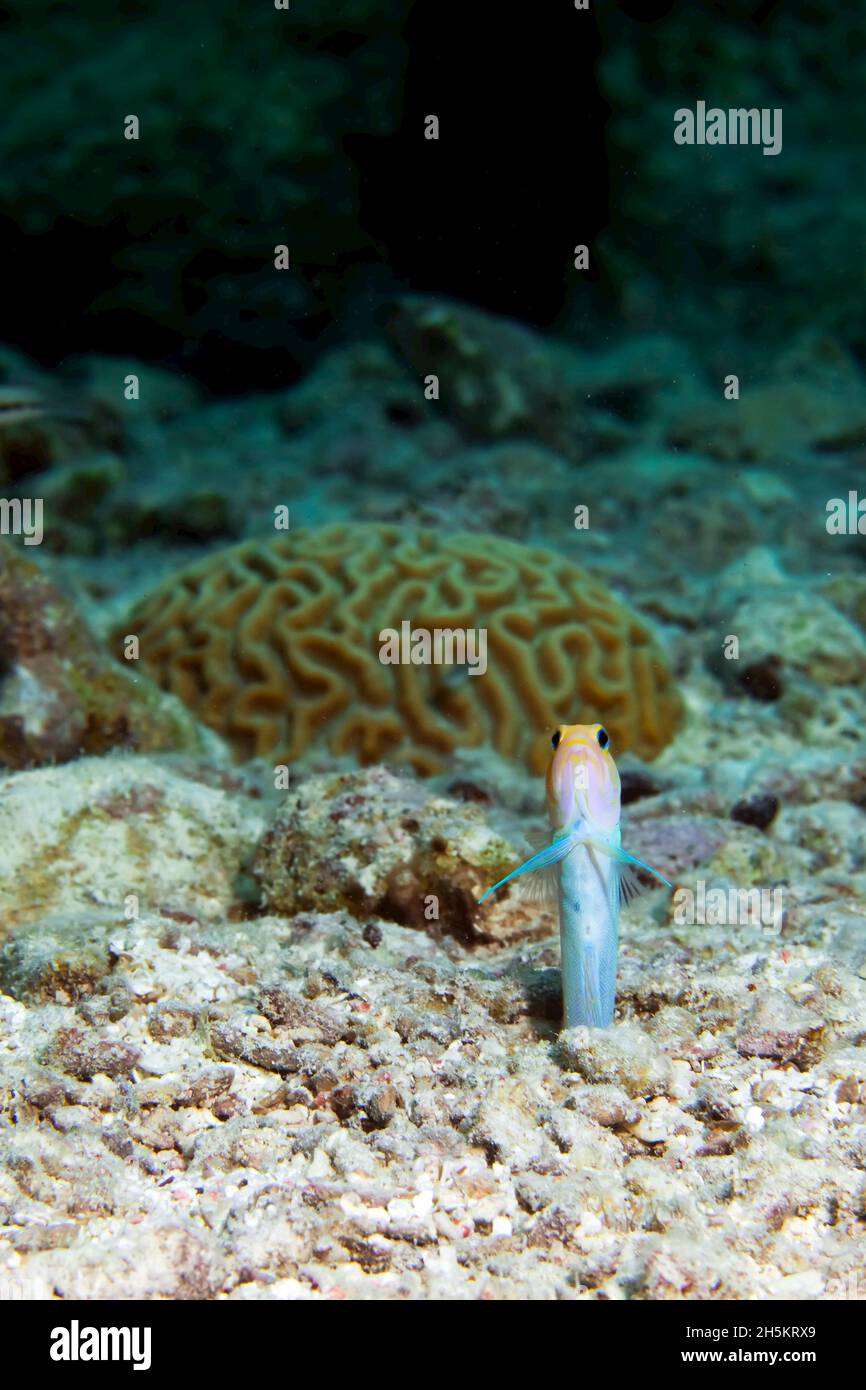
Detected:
left=0, top=540, right=216, bottom=768
left=0, top=755, right=267, bottom=936
left=252, top=765, right=533, bottom=945
left=44, top=1027, right=141, bottom=1081
left=736, top=989, right=826, bottom=1067
left=558, top=1023, right=677, bottom=1099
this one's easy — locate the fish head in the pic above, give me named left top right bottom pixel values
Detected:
left=546, top=722, right=620, bottom=833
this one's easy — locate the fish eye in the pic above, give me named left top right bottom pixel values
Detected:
left=551, top=729, right=561, bottom=750
left=597, top=727, right=609, bottom=750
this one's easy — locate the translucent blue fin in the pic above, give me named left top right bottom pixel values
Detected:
left=477, top=831, right=579, bottom=904
left=518, top=862, right=560, bottom=910
left=516, top=827, right=560, bottom=909
left=478, top=830, right=671, bottom=908
left=586, top=837, right=672, bottom=890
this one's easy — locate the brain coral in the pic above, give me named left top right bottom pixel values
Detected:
left=117, top=524, right=683, bottom=774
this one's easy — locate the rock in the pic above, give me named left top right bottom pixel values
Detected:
left=731, top=794, right=780, bottom=831
left=252, top=765, right=533, bottom=945
left=174, top=1067, right=235, bottom=1110
left=558, top=1024, right=677, bottom=1099
left=626, top=1098, right=685, bottom=1145
left=209, top=1022, right=300, bottom=1077
left=736, top=990, right=826, bottom=1067
left=625, top=815, right=730, bottom=883
left=386, top=296, right=591, bottom=459
left=0, top=913, right=118, bottom=1003
left=147, top=1003, right=197, bottom=1041
left=44, top=1027, right=141, bottom=1081
left=0, top=755, right=267, bottom=935
left=0, top=541, right=217, bottom=767
left=255, top=987, right=348, bottom=1045
left=355, top=1080, right=399, bottom=1127
left=619, top=768, right=663, bottom=805
left=568, top=1084, right=641, bottom=1129
left=666, top=379, right=866, bottom=464
left=754, top=593, right=866, bottom=683
left=707, top=554, right=866, bottom=686
left=736, top=657, right=785, bottom=703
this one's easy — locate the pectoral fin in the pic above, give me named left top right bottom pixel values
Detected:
left=478, top=829, right=671, bottom=908
left=586, top=837, right=672, bottom=891
left=516, top=826, right=561, bottom=908
left=477, top=831, right=579, bottom=904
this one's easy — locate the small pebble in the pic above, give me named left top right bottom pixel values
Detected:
left=737, top=655, right=784, bottom=702
left=730, top=793, right=779, bottom=830
left=619, top=769, right=661, bottom=805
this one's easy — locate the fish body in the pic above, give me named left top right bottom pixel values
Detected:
left=479, top=722, right=670, bottom=1029
left=557, top=824, right=619, bottom=1027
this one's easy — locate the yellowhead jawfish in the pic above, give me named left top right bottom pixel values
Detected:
left=479, top=723, right=671, bottom=1028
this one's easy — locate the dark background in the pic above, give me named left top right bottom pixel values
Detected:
left=0, top=0, right=858, bottom=391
